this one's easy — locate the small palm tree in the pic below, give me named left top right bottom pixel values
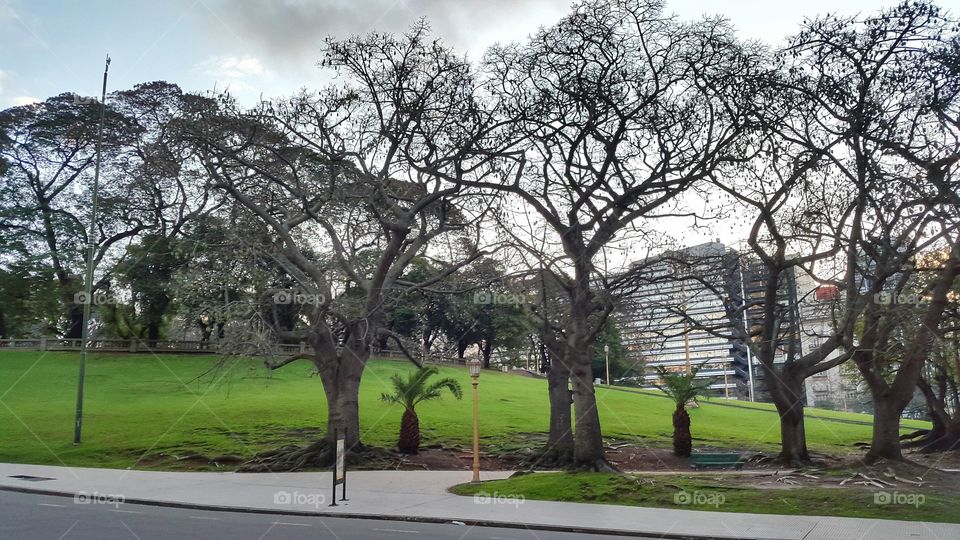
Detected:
left=653, top=364, right=711, bottom=457
left=380, top=366, right=463, bottom=454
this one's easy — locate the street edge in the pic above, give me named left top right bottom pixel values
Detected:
left=0, top=484, right=731, bottom=540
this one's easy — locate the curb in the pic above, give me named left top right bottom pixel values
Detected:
left=0, top=484, right=720, bottom=540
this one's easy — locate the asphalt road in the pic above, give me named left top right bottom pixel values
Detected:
left=0, top=490, right=654, bottom=540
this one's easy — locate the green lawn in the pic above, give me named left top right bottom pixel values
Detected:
left=451, top=472, right=960, bottom=523
left=0, top=351, right=928, bottom=470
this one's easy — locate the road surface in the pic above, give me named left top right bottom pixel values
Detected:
left=0, top=490, right=656, bottom=539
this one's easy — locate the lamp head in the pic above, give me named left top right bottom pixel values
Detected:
left=467, top=359, right=481, bottom=378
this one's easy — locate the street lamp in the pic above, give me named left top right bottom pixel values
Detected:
left=74, top=55, right=111, bottom=445
left=467, top=358, right=481, bottom=483
left=604, top=344, right=611, bottom=385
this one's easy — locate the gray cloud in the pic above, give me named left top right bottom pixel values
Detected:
left=193, top=0, right=569, bottom=67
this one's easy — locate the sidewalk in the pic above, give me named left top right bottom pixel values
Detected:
left=1, top=462, right=957, bottom=540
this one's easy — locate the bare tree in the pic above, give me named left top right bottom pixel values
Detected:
left=784, top=0, right=960, bottom=463
left=188, top=23, right=497, bottom=468
left=466, top=0, right=760, bottom=469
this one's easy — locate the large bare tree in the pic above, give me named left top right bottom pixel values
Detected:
left=190, top=23, right=498, bottom=468
left=464, top=0, right=760, bottom=469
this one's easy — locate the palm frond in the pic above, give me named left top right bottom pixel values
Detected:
left=652, top=362, right=712, bottom=406
left=414, top=377, right=463, bottom=406
left=380, top=366, right=462, bottom=411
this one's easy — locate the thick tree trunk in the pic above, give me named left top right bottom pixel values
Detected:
left=147, top=323, right=161, bottom=346
left=66, top=302, right=84, bottom=339
left=673, top=405, right=692, bottom=457
left=569, top=351, right=608, bottom=470
left=317, top=349, right=366, bottom=451
left=917, top=378, right=948, bottom=446
left=867, top=397, right=904, bottom=463
left=777, top=407, right=809, bottom=464
left=768, top=368, right=811, bottom=465
left=545, top=360, right=574, bottom=464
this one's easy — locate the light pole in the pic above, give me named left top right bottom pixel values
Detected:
left=74, top=55, right=111, bottom=445
left=467, top=358, right=481, bottom=483
left=604, top=344, right=611, bottom=385
left=738, top=260, right=756, bottom=402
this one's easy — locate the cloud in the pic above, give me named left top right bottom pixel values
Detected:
left=196, top=55, right=269, bottom=80
left=194, top=0, right=567, bottom=66
left=9, top=96, right=40, bottom=106
left=191, top=55, right=275, bottom=100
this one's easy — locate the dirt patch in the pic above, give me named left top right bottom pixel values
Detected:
left=385, top=445, right=525, bottom=471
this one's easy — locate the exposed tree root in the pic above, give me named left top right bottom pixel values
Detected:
left=518, top=445, right=574, bottom=470
left=571, top=457, right=622, bottom=474
left=238, top=440, right=333, bottom=472
left=238, top=440, right=397, bottom=472
left=917, top=435, right=960, bottom=453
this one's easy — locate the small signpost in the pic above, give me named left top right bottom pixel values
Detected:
left=329, top=429, right=348, bottom=506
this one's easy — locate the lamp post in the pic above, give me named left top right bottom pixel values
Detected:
left=74, top=55, right=111, bottom=445
left=467, top=358, right=481, bottom=483
left=604, top=344, right=611, bottom=385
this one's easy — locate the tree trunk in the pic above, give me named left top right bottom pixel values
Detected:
left=673, top=405, right=692, bottom=457
left=917, top=378, right=948, bottom=447
left=866, top=396, right=904, bottom=463
left=545, top=360, right=574, bottom=464
left=481, top=340, right=492, bottom=369
left=317, top=349, right=366, bottom=451
left=777, top=406, right=809, bottom=464
left=768, top=368, right=810, bottom=465
left=147, top=323, right=161, bottom=347
left=569, top=352, right=608, bottom=470
left=398, top=408, right=420, bottom=453
left=66, top=302, right=83, bottom=339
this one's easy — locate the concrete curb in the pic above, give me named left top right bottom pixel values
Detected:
left=0, top=484, right=715, bottom=540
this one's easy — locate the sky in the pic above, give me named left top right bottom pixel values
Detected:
left=2, top=0, right=955, bottom=109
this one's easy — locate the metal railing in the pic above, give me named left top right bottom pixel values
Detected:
left=0, top=338, right=464, bottom=363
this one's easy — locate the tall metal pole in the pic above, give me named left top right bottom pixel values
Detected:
left=74, top=55, right=110, bottom=445
left=471, top=375, right=480, bottom=482
left=739, top=260, right=755, bottom=402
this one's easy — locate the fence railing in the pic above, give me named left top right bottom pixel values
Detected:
left=0, top=337, right=463, bottom=363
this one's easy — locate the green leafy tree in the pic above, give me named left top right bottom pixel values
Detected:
left=379, top=366, right=463, bottom=454
left=654, top=364, right=711, bottom=457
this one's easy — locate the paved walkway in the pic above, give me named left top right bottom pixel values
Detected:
left=1, top=463, right=957, bottom=540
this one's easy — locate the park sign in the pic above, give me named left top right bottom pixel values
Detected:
left=330, top=430, right=348, bottom=506
left=336, top=439, right=345, bottom=482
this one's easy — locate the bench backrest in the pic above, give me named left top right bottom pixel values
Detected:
left=691, top=453, right=742, bottom=461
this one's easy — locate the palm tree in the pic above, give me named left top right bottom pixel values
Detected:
left=653, top=364, right=711, bottom=457
left=380, top=366, right=463, bottom=454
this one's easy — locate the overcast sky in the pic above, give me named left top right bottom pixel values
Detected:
left=1, top=0, right=947, bottom=109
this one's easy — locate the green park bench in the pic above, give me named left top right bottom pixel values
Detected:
left=690, top=452, right=745, bottom=471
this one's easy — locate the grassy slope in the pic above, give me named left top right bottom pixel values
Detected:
left=0, top=351, right=928, bottom=469
left=451, top=473, right=960, bottom=523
